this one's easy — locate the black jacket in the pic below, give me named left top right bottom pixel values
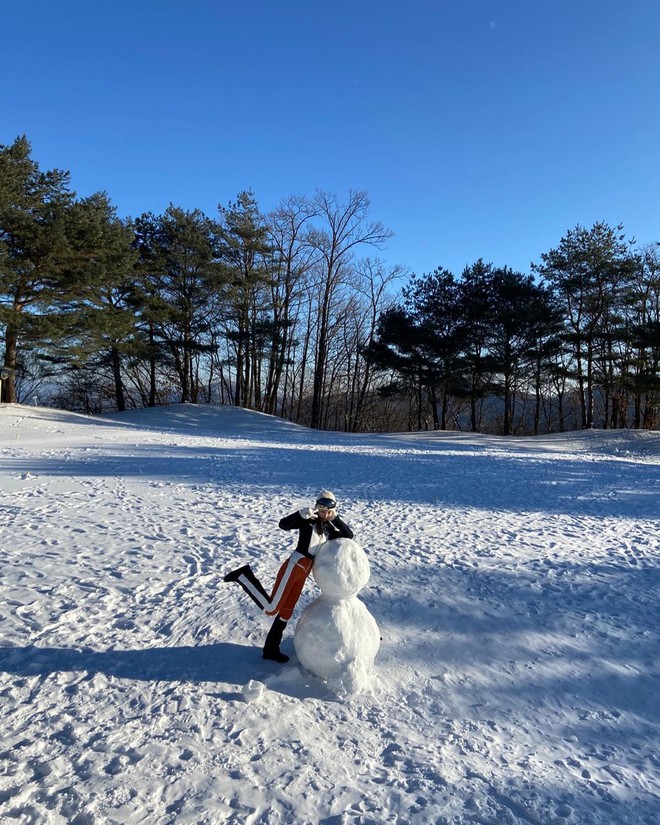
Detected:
left=278, top=511, right=354, bottom=559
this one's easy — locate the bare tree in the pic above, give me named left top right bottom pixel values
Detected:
left=265, top=196, right=318, bottom=415
left=306, top=190, right=393, bottom=429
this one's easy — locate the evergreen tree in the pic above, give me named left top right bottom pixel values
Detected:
left=366, top=305, right=444, bottom=430
left=459, top=260, right=497, bottom=432
left=627, top=244, right=660, bottom=428
left=217, top=191, right=273, bottom=409
left=133, top=207, right=225, bottom=404
left=51, top=193, right=139, bottom=411
left=402, top=267, right=465, bottom=429
left=533, top=222, right=638, bottom=428
left=487, top=268, right=561, bottom=435
left=0, top=136, right=73, bottom=402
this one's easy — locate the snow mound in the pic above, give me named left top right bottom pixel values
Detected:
left=242, top=680, right=265, bottom=703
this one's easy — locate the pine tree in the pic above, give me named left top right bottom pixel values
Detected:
left=133, top=207, right=225, bottom=404
left=487, top=268, right=561, bottom=435
left=533, top=223, right=638, bottom=428
left=0, top=136, right=73, bottom=402
left=402, top=268, right=465, bottom=430
left=51, top=193, right=139, bottom=411
left=217, top=192, right=273, bottom=409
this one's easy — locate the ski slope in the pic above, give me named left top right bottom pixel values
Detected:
left=1, top=403, right=659, bottom=824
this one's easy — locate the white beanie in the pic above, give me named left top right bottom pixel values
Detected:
left=316, top=490, right=337, bottom=507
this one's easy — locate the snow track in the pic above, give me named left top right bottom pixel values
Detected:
left=1, top=404, right=659, bottom=824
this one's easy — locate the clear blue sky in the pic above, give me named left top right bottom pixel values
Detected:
left=2, top=0, right=659, bottom=278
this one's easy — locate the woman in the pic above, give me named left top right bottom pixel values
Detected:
left=224, top=490, right=353, bottom=662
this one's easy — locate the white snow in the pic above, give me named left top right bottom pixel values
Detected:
left=1, top=402, right=659, bottom=824
left=241, top=680, right=265, bottom=704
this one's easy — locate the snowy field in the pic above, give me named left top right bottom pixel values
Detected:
left=0, top=402, right=659, bottom=825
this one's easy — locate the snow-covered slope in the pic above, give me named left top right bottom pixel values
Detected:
left=1, top=403, right=659, bottom=824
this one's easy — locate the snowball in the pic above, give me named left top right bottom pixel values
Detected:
left=294, top=598, right=380, bottom=693
left=312, top=538, right=370, bottom=602
left=242, top=679, right=265, bottom=703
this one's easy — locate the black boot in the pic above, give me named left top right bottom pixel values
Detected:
left=223, top=564, right=250, bottom=583
left=223, top=564, right=271, bottom=610
left=262, top=617, right=289, bottom=663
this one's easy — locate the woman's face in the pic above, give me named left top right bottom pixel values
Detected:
left=316, top=506, right=334, bottom=521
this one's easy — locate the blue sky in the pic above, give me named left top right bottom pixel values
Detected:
left=2, top=0, right=659, bottom=278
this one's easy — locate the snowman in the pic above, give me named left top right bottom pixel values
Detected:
left=293, top=537, right=380, bottom=694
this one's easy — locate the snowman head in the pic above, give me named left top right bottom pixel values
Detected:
left=312, top=537, right=370, bottom=601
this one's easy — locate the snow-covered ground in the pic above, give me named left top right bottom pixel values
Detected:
left=1, top=403, right=658, bottom=825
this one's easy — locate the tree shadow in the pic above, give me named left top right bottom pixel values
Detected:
left=4, top=437, right=659, bottom=519
left=369, top=558, right=660, bottom=731
left=0, top=641, right=329, bottom=701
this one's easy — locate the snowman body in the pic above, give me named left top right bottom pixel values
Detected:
left=294, top=537, right=380, bottom=694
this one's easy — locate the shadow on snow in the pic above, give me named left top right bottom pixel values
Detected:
left=4, top=440, right=659, bottom=519
left=0, top=641, right=330, bottom=701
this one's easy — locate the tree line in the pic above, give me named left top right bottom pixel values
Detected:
left=371, top=229, right=659, bottom=434
left=1, top=135, right=658, bottom=433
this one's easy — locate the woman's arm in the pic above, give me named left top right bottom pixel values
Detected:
left=279, top=511, right=308, bottom=530
left=330, top=515, right=354, bottom=539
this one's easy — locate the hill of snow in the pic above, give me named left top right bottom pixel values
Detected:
left=1, top=403, right=659, bottom=824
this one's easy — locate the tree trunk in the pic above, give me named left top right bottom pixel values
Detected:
left=2, top=323, right=19, bottom=404
left=110, top=346, right=126, bottom=412
left=148, top=325, right=157, bottom=407
left=503, top=373, right=511, bottom=436
left=310, top=294, right=330, bottom=429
